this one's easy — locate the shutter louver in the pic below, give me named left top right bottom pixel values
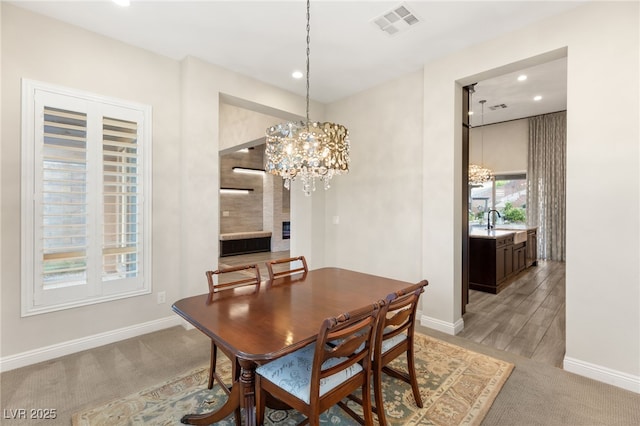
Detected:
left=23, top=80, right=151, bottom=315
left=41, top=107, right=89, bottom=289
left=102, top=117, right=141, bottom=281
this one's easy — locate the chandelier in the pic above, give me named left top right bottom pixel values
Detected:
left=469, top=99, right=492, bottom=185
left=265, top=0, right=350, bottom=196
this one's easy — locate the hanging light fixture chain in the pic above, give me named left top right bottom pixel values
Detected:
left=263, top=0, right=350, bottom=196
left=480, top=99, right=486, bottom=167
left=305, top=0, right=311, bottom=125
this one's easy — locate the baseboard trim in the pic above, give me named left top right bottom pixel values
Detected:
left=0, top=316, right=182, bottom=373
left=564, top=356, right=640, bottom=393
left=420, top=314, right=464, bottom=335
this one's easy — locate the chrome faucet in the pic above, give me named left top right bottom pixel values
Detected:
left=487, top=209, right=501, bottom=230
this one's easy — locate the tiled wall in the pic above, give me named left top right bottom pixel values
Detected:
left=220, top=145, right=290, bottom=251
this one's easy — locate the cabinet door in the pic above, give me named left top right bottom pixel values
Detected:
left=496, top=247, right=506, bottom=282
left=505, top=245, right=514, bottom=277
left=526, top=229, right=538, bottom=267
left=514, top=246, right=526, bottom=273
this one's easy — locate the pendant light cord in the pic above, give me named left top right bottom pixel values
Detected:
left=306, top=0, right=311, bottom=126
left=480, top=99, right=486, bottom=167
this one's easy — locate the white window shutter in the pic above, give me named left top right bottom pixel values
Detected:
left=22, top=80, right=152, bottom=315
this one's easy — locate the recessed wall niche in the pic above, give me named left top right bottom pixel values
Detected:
left=219, top=145, right=290, bottom=252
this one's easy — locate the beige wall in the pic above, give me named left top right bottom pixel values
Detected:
left=218, top=103, right=280, bottom=152
left=470, top=119, right=528, bottom=174
left=2, top=1, right=638, bottom=392
left=323, top=69, right=424, bottom=283
left=418, top=1, right=638, bottom=387
left=0, top=4, right=308, bottom=363
left=1, top=4, right=182, bottom=357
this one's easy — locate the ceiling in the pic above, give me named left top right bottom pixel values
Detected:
left=11, top=1, right=576, bottom=124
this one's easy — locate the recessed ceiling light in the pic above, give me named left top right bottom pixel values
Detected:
left=534, top=95, right=542, bottom=101
left=112, top=0, right=130, bottom=7
left=517, top=75, right=527, bottom=82
left=292, top=71, right=303, bottom=79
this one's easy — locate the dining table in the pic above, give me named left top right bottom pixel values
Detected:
left=171, top=266, right=415, bottom=426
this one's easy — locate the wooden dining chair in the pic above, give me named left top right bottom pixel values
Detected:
left=205, top=263, right=261, bottom=426
left=255, top=302, right=381, bottom=426
left=265, top=255, right=308, bottom=281
left=371, top=280, right=428, bottom=426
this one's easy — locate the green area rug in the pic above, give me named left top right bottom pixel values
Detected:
left=72, top=333, right=513, bottom=425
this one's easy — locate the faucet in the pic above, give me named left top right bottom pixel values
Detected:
left=487, top=209, right=501, bottom=230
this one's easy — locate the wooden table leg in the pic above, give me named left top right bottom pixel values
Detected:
left=180, top=382, right=241, bottom=425
left=239, top=359, right=257, bottom=426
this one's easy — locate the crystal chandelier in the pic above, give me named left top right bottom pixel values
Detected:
left=265, top=0, right=350, bottom=196
left=469, top=99, right=492, bottom=185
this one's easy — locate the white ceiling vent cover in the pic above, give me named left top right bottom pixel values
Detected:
left=372, top=3, right=421, bottom=36
left=489, top=103, right=508, bottom=110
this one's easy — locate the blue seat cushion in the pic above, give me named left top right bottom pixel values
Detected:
left=332, top=328, right=408, bottom=358
left=381, top=332, right=407, bottom=354
left=256, top=343, right=363, bottom=404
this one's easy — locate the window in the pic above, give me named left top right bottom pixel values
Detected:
left=21, top=80, right=152, bottom=316
left=470, top=173, right=527, bottom=227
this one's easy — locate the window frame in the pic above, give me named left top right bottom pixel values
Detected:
left=21, top=79, right=153, bottom=316
left=470, top=172, right=527, bottom=226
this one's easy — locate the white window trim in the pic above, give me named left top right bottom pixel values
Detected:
left=21, top=79, right=153, bottom=316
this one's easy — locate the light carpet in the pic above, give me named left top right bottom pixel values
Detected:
left=72, top=333, right=513, bottom=425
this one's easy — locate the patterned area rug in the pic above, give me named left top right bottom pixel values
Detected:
left=72, top=333, right=513, bottom=425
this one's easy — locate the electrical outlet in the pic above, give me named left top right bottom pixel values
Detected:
left=157, top=291, right=166, bottom=304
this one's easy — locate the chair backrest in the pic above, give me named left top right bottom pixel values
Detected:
left=206, top=264, right=261, bottom=293
left=376, top=280, right=428, bottom=354
left=266, top=255, right=308, bottom=280
left=310, top=303, right=380, bottom=398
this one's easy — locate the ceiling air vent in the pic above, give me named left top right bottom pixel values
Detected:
left=489, top=103, right=508, bottom=110
left=372, top=3, right=421, bottom=36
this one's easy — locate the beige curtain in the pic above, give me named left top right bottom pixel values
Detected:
left=527, top=111, right=566, bottom=262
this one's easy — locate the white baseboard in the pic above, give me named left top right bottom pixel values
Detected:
left=0, top=316, right=182, bottom=373
left=564, top=356, right=640, bottom=394
left=420, top=314, right=464, bottom=335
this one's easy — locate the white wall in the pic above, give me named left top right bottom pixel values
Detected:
left=323, top=70, right=424, bottom=284
left=0, top=4, right=310, bottom=367
left=1, top=4, right=183, bottom=359
left=178, top=56, right=314, bottom=298
left=418, top=1, right=639, bottom=390
left=218, top=103, right=281, bottom=152
left=2, top=1, right=638, bottom=393
left=470, top=119, right=528, bottom=174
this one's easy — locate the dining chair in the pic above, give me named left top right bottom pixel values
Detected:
left=205, top=263, right=261, bottom=426
left=265, top=255, right=308, bottom=281
left=255, top=302, right=381, bottom=426
left=371, top=280, right=428, bottom=426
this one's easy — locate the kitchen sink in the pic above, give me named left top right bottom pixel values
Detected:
left=513, top=230, right=528, bottom=244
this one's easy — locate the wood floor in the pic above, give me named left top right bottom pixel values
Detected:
left=459, top=260, right=566, bottom=367
left=220, top=252, right=566, bottom=368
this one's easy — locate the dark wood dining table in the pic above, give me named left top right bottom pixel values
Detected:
left=171, top=267, right=414, bottom=426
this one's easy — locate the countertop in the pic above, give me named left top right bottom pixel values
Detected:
left=469, top=225, right=536, bottom=240
left=469, top=229, right=516, bottom=239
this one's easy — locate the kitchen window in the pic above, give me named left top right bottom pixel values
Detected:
left=470, top=173, right=527, bottom=226
left=21, top=80, right=152, bottom=316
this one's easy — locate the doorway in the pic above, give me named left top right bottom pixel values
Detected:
left=460, top=56, right=567, bottom=367
left=217, top=98, right=296, bottom=268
